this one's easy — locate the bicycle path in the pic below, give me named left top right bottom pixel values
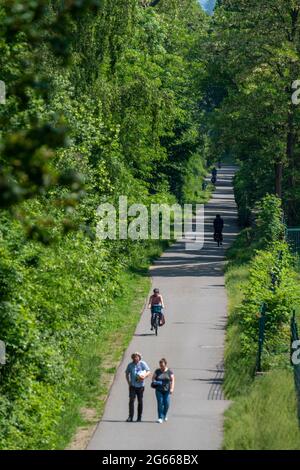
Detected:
left=88, top=165, right=238, bottom=450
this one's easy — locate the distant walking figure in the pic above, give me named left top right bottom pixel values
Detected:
left=211, top=167, right=217, bottom=178
left=151, top=358, right=175, bottom=424
left=213, top=214, right=224, bottom=246
left=125, top=352, right=151, bottom=422
left=211, top=167, right=217, bottom=185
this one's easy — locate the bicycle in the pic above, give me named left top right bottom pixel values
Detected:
left=151, top=306, right=163, bottom=336
left=214, top=231, right=223, bottom=247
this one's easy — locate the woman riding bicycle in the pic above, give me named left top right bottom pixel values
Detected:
left=148, top=288, right=165, bottom=331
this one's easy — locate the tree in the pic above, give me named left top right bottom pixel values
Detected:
left=202, top=0, right=300, bottom=224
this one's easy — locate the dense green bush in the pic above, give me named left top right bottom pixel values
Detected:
left=0, top=215, right=120, bottom=448
left=0, top=208, right=173, bottom=449
left=254, top=194, right=285, bottom=246
left=224, top=225, right=300, bottom=450
left=238, top=243, right=297, bottom=361
left=224, top=240, right=299, bottom=397
left=181, top=152, right=209, bottom=204
left=224, top=195, right=299, bottom=396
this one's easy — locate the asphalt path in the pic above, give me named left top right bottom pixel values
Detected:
left=88, top=165, right=238, bottom=450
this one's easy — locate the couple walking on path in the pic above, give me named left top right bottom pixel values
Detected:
left=125, top=352, right=175, bottom=424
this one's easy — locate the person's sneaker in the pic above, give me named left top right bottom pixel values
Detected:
left=136, top=417, right=142, bottom=422
left=164, top=417, right=168, bottom=422
left=157, top=418, right=163, bottom=424
left=126, top=417, right=133, bottom=422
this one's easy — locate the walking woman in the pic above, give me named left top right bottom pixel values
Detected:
left=152, top=358, right=175, bottom=423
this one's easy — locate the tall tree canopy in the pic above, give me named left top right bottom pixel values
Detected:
left=203, top=0, right=300, bottom=225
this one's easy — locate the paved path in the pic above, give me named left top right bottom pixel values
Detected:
left=88, top=166, right=238, bottom=450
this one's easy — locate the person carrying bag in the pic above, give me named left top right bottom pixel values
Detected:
left=151, top=358, right=175, bottom=424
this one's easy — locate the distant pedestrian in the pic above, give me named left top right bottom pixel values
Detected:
left=211, top=167, right=217, bottom=185
left=125, top=352, right=151, bottom=422
left=151, top=358, right=175, bottom=424
left=213, top=214, right=224, bottom=245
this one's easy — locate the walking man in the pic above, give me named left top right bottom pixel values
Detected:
left=125, top=352, right=151, bottom=422
left=213, top=214, right=224, bottom=245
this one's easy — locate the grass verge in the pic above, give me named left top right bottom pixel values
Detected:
left=223, top=230, right=300, bottom=449
left=224, top=370, right=300, bottom=450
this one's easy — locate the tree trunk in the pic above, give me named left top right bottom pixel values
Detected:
left=275, top=162, right=283, bottom=198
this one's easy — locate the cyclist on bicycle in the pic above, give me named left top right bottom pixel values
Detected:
left=213, top=214, right=224, bottom=245
left=148, top=288, right=165, bottom=331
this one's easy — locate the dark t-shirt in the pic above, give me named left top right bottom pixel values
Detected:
left=154, top=368, right=173, bottom=393
left=214, top=218, right=224, bottom=232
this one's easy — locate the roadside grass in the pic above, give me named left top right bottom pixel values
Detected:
left=224, top=229, right=256, bottom=397
left=224, top=369, right=300, bottom=450
left=223, top=230, right=300, bottom=449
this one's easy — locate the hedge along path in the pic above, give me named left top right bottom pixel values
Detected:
left=88, top=165, right=239, bottom=450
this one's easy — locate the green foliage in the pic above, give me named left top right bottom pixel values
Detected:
left=202, top=0, right=300, bottom=226
left=181, top=153, right=209, bottom=204
left=0, top=0, right=209, bottom=449
left=225, top=237, right=299, bottom=398
left=225, top=194, right=296, bottom=396
left=0, top=0, right=102, bottom=210
left=0, top=210, right=168, bottom=449
left=224, top=203, right=300, bottom=449
left=255, top=194, right=285, bottom=246
left=238, top=243, right=297, bottom=361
